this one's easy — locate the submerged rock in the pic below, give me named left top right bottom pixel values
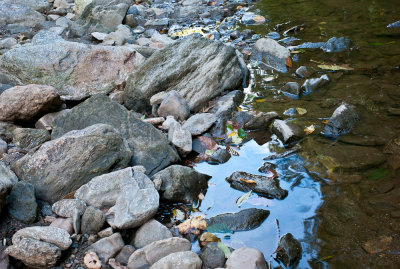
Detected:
left=226, top=247, right=267, bottom=269
left=276, top=233, right=302, bottom=267
left=271, top=119, right=303, bottom=145
left=322, top=102, right=359, bottom=138
left=124, top=35, right=247, bottom=112
left=225, top=171, right=288, bottom=199
left=321, top=37, right=350, bottom=52
left=281, top=82, right=300, bottom=99
left=302, top=74, right=329, bottom=95
left=208, top=208, right=270, bottom=231
left=251, top=38, right=291, bottom=73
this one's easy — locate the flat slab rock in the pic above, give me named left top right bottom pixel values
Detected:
left=225, top=171, right=288, bottom=199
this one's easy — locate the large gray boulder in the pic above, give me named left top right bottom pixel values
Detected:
left=51, top=95, right=179, bottom=174
left=0, top=40, right=144, bottom=101
left=124, top=35, right=248, bottom=112
left=75, top=167, right=159, bottom=229
left=132, top=219, right=172, bottom=249
left=12, top=124, right=132, bottom=203
left=12, top=226, right=72, bottom=250
left=0, top=2, right=46, bottom=28
left=3, top=0, right=50, bottom=12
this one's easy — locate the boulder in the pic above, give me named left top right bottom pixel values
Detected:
left=182, top=113, right=217, bottom=136
left=12, top=124, right=132, bottom=203
left=86, top=233, right=125, bottom=263
left=226, top=247, right=267, bottom=269
left=321, top=37, right=350, bottom=53
left=200, top=242, right=226, bottom=269
left=124, top=35, right=247, bottom=112
left=152, top=165, right=211, bottom=203
left=302, top=74, right=329, bottom=95
left=81, top=206, right=106, bottom=235
left=0, top=40, right=144, bottom=101
left=127, top=237, right=191, bottom=269
left=208, top=208, right=270, bottom=232
left=52, top=199, right=87, bottom=218
left=7, top=182, right=37, bottom=223
left=251, top=38, right=291, bottom=73
left=281, top=82, right=300, bottom=99
left=244, top=111, right=280, bottom=130
left=132, top=219, right=172, bottom=249
left=168, top=121, right=192, bottom=157
left=157, top=90, right=190, bottom=121
left=322, top=102, right=359, bottom=138
left=75, top=167, right=159, bottom=229
left=0, top=85, right=62, bottom=123
left=150, top=251, right=202, bottom=269
left=51, top=95, right=179, bottom=175
left=276, top=233, right=302, bottom=267
left=12, top=226, right=72, bottom=250
left=12, top=128, right=50, bottom=150
left=3, top=0, right=50, bottom=12
left=0, top=2, right=46, bottom=28
left=225, top=171, right=288, bottom=199
left=271, top=119, right=303, bottom=145
left=75, top=0, right=93, bottom=15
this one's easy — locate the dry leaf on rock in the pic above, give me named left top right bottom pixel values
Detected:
left=176, top=217, right=207, bottom=235
left=199, top=232, right=221, bottom=247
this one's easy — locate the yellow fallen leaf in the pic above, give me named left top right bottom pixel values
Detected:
left=176, top=217, right=207, bottom=235
left=321, top=119, right=329, bottom=124
left=285, top=57, right=293, bottom=68
left=255, top=99, right=266, bottom=103
left=304, top=125, right=315, bottom=135
left=199, top=232, right=221, bottom=246
left=296, top=107, right=307, bottom=115
left=240, top=178, right=256, bottom=184
left=237, top=106, right=242, bottom=112
left=228, top=132, right=237, bottom=138
left=318, top=64, right=354, bottom=71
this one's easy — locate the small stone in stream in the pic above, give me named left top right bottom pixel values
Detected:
left=115, top=245, right=136, bottom=266
left=81, top=206, right=106, bottom=235
left=98, top=227, right=114, bottom=238
left=266, top=31, right=280, bottom=39
left=302, top=74, right=329, bottom=95
left=362, top=236, right=392, bottom=254
left=150, top=251, right=202, bottom=269
left=244, top=111, right=280, bottom=130
left=168, top=121, right=192, bottom=157
left=271, top=119, right=303, bottom=145
left=251, top=38, right=291, bottom=73
left=387, top=20, right=400, bottom=28
left=321, top=37, right=350, bottom=52
left=35, top=110, right=70, bottom=131
left=52, top=199, right=87, bottom=218
left=84, top=252, right=102, bottom=269
left=157, top=90, right=190, bottom=121
left=152, top=165, right=211, bottom=203
left=5, top=237, right=61, bottom=268
left=200, top=242, right=226, bottom=269
left=281, top=82, right=300, bottom=99
left=87, top=233, right=125, bottom=263
left=7, top=182, right=37, bottom=223
left=182, top=113, right=217, bottom=136
left=12, top=128, right=50, bottom=150
left=276, top=233, right=302, bottom=267
left=208, top=208, right=270, bottom=232
left=226, top=247, right=267, bottom=269
left=241, top=13, right=265, bottom=25
left=210, top=148, right=231, bottom=164
left=258, top=162, right=277, bottom=173
left=283, top=108, right=296, bottom=117
left=322, top=102, right=359, bottom=138
left=50, top=218, right=74, bottom=235
left=295, top=66, right=312, bottom=78
left=226, top=171, right=288, bottom=199
left=132, top=219, right=172, bottom=249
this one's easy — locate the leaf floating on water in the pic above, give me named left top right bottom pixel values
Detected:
left=240, top=178, right=256, bottom=185
left=217, top=242, right=231, bottom=258
left=226, top=145, right=240, bottom=156
left=236, top=190, right=252, bottom=207
left=318, top=64, right=354, bottom=71
left=238, top=128, right=246, bottom=139
left=285, top=57, right=293, bottom=68
left=318, top=255, right=335, bottom=262
left=296, top=107, right=307, bottom=115
left=199, top=232, right=221, bottom=247
left=231, top=135, right=243, bottom=145
left=227, top=132, right=236, bottom=138
left=368, top=168, right=389, bottom=181
left=206, top=223, right=233, bottom=233
left=304, top=125, right=315, bottom=135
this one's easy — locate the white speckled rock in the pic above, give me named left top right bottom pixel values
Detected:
left=12, top=226, right=72, bottom=250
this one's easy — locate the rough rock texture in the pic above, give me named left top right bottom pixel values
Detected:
left=157, top=90, right=190, bottom=121
left=81, top=206, right=106, bottom=235
left=152, top=165, right=211, bottom=203
left=3, top=0, right=50, bottom=12
left=52, top=199, right=87, bottom=218
left=5, top=238, right=61, bottom=269
left=182, top=113, right=217, bottom=136
left=115, top=245, right=136, bottom=265
left=322, top=102, right=359, bottom=138
left=200, top=242, right=226, bottom=269
left=302, top=74, right=329, bottom=95
left=127, top=237, right=191, bottom=269
left=0, top=2, right=46, bottom=28
left=225, top=171, right=288, bottom=199
left=75, top=167, right=159, bottom=229
left=51, top=95, right=179, bottom=175
left=0, top=40, right=144, bottom=101
left=12, top=128, right=50, bottom=150
left=276, top=233, right=302, bottom=267
left=281, top=82, right=300, bottom=99
left=244, top=111, right=280, bottom=130
left=0, top=162, right=18, bottom=214
left=0, top=85, right=62, bottom=123
left=150, top=251, right=202, bottom=269
left=12, top=124, right=132, bottom=203
left=168, top=121, right=192, bottom=157
left=50, top=218, right=74, bottom=235
left=271, top=119, right=303, bottom=145
left=208, top=208, right=270, bottom=232
left=226, top=247, right=267, bottom=269
left=35, top=110, right=70, bottom=131
left=86, top=233, right=125, bottom=263
left=0, top=138, right=7, bottom=157
left=132, top=219, right=172, bottom=249
left=7, top=182, right=37, bottom=223
left=0, top=122, right=17, bottom=143
left=251, top=38, right=290, bottom=73
left=12, top=226, right=72, bottom=250
left=124, top=35, right=247, bottom=112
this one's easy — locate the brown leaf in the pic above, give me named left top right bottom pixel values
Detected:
left=197, top=136, right=219, bottom=151
left=199, top=232, right=221, bottom=247
left=285, top=57, right=293, bottom=68
left=240, top=178, right=256, bottom=184
left=176, top=217, right=207, bottom=235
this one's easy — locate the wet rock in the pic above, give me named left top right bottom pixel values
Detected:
left=157, top=90, right=190, bottom=121
left=75, top=167, right=159, bottom=229
left=168, top=120, right=192, bottom=157
left=72, top=0, right=131, bottom=36
left=13, top=124, right=132, bottom=203
left=244, top=111, right=280, bottom=130
left=208, top=208, right=270, bottom=232
left=132, top=219, right=172, bottom=249
left=52, top=199, right=87, bottom=218
left=241, top=13, right=265, bottom=25
left=12, top=128, right=50, bottom=150
left=51, top=95, right=179, bottom=175
left=281, top=82, right=300, bottom=99
left=251, top=38, right=291, bottom=73
left=0, top=2, right=46, bottom=29
left=35, top=110, right=70, bottom=131
left=0, top=40, right=144, bottom=101
left=87, top=233, right=125, bottom=263
left=124, top=35, right=247, bottom=112
left=271, top=119, right=303, bottom=145
left=283, top=108, right=296, bottom=117
left=0, top=85, right=62, bottom=123
left=127, top=237, right=191, bottom=269
left=302, top=74, right=329, bottom=95
left=7, top=182, right=37, bottom=223
left=387, top=20, right=400, bottom=28
left=5, top=238, right=61, bottom=268
left=152, top=165, right=211, bottom=203
left=200, top=242, right=226, bottom=269
left=150, top=251, right=202, bottom=269
left=321, top=37, right=350, bottom=52
left=295, top=66, right=312, bottom=78
left=115, top=245, right=136, bottom=266
left=210, top=148, right=231, bottom=164
left=276, top=233, right=302, bottom=267
left=258, top=162, right=277, bottom=173
left=50, top=218, right=74, bottom=235
left=322, top=102, right=359, bottom=138
left=12, top=226, right=72, bottom=250
left=226, top=247, right=267, bottom=269
left=182, top=113, right=217, bottom=136
left=225, top=171, right=288, bottom=199
left=81, top=206, right=106, bottom=235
